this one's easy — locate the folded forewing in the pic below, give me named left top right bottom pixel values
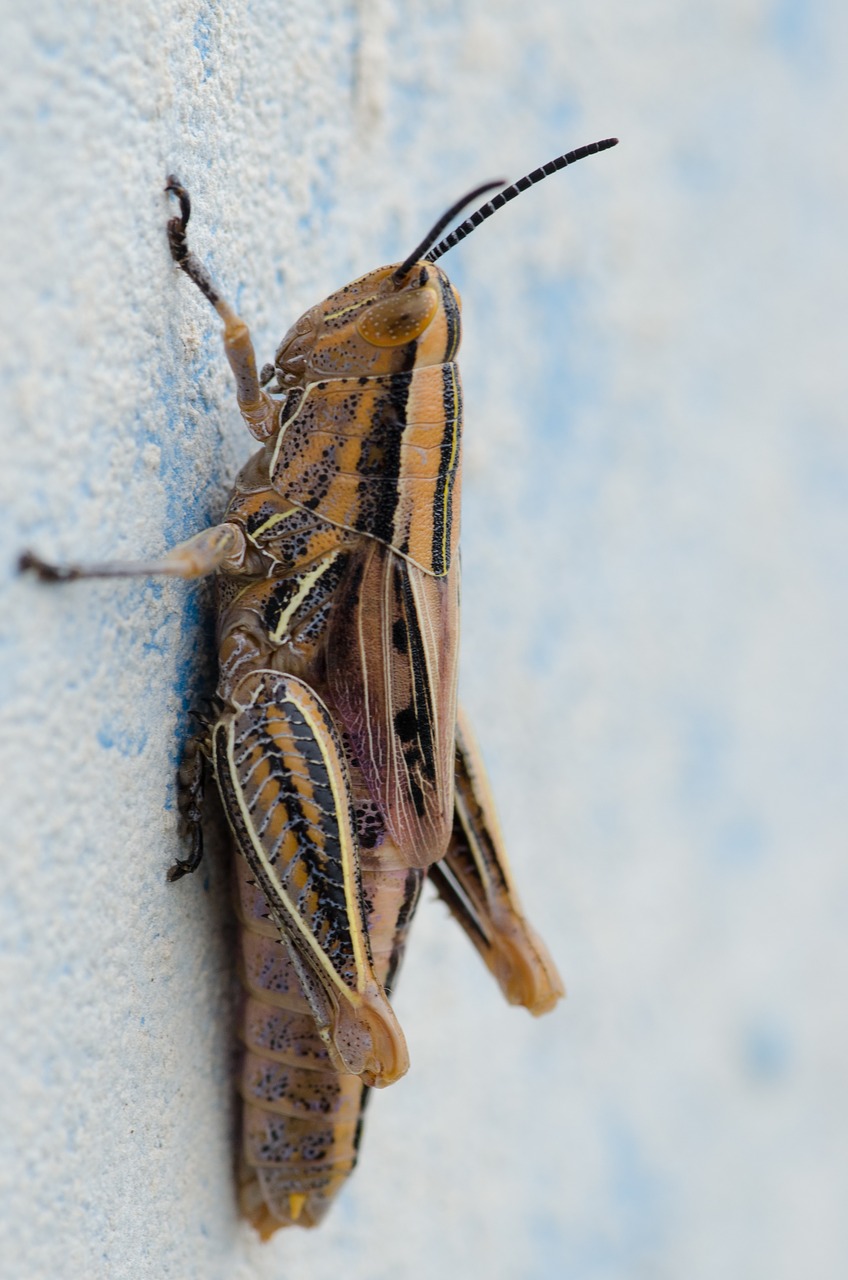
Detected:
left=428, top=708, right=565, bottom=1015
left=327, top=541, right=459, bottom=868
left=214, top=669, right=408, bottom=1086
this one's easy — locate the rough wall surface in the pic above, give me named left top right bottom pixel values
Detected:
left=2, top=1, right=847, bottom=1277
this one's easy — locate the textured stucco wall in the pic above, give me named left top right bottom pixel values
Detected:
left=2, top=2, right=847, bottom=1278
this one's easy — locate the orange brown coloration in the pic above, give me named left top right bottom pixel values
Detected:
left=186, top=220, right=561, bottom=1228
left=21, top=143, right=620, bottom=1234
left=268, top=363, right=463, bottom=577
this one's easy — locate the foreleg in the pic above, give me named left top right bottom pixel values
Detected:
left=165, top=176, right=280, bottom=443
left=19, top=522, right=246, bottom=582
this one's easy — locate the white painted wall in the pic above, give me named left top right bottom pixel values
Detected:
left=2, top=2, right=847, bottom=1277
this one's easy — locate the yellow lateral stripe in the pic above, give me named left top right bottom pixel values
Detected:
left=250, top=509, right=298, bottom=539
left=225, top=703, right=359, bottom=1005
left=323, top=300, right=372, bottom=322
left=269, top=551, right=340, bottom=642
left=269, top=386, right=310, bottom=475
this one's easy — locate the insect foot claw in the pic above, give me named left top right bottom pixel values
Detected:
left=164, top=174, right=190, bottom=217
left=166, top=859, right=193, bottom=883
left=164, top=178, right=223, bottom=310
left=164, top=174, right=191, bottom=263
left=18, top=551, right=76, bottom=581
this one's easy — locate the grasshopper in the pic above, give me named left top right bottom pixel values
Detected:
left=20, top=137, right=617, bottom=1235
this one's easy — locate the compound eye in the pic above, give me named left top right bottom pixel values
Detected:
left=356, top=287, right=439, bottom=347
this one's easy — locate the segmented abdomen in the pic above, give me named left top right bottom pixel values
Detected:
left=234, top=848, right=423, bottom=1235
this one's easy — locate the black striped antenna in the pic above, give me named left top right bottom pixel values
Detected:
left=423, top=137, right=618, bottom=267
left=392, top=180, right=506, bottom=283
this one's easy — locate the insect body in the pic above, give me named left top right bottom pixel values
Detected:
left=21, top=137, right=617, bottom=1235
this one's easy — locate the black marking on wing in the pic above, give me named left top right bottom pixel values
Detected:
left=392, top=617, right=407, bottom=653
left=396, top=565, right=437, bottom=790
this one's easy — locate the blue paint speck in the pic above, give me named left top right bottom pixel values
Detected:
left=97, top=722, right=149, bottom=757
left=193, top=5, right=217, bottom=81
left=743, top=1020, right=791, bottom=1082
left=767, top=0, right=825, bottom=74
left=715, top=813, right=765, bottom=867
left=677, top=707, right=728, bottom=807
